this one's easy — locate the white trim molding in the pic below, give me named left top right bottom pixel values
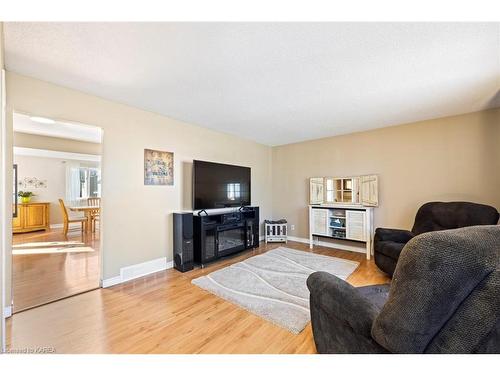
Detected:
left=14, top=112, right=102, bottom=144
left=287, top=235, right=366, bottom=254
left=101, top=276, right=122, bottom=288
left=3, top=305, right=12, bottom=319
left=101, top=257, right=174, bottom=288
left=1, top=68, right=8, bottom=351
left=14, top=147, right=101, bottom=162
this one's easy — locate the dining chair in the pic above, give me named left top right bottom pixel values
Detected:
left=58, top=199, right=87, bottom=236
left=87, top=197, right=101, bottom=232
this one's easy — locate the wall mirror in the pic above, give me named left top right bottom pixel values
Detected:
left=309, top=175, right=378, bottom=207
left=309, top=177, right=324, bottom=204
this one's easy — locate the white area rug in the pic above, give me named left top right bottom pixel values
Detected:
left=192, top=247, right=359, bottom=334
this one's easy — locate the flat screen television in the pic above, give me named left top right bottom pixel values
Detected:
left=193, top=160, right=251, bottom=210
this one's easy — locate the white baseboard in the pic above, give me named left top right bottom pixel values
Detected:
left=3, top=305, right=12, bottom=318
left=101, top=257, right=174, bottom=288
left=101, top=276, right=122, bottom=288
left=287, top=235, right=311, bottom=244
left=287, top=235, right=366, bottom=254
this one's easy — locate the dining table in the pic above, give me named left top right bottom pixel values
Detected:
left=69, top=205, right=100, bottom=233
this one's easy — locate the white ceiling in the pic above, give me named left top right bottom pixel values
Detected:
left=4, top=22, right=500, bottom=146
left=14, top=112, right=102, bottom=143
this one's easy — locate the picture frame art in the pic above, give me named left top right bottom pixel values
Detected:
left=144, top=148, right=174, bottom=186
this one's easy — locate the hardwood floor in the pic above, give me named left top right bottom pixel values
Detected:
left=6, top=240, right=390, bottom=354
left=11, top=227, right=100, bottom=312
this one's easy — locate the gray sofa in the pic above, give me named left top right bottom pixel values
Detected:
left=307, top=225, right=500, bottom=353
left=374, top=202, right=499, bottom=277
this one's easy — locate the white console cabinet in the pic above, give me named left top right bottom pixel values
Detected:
left=309, top=204, right=374, bottom=259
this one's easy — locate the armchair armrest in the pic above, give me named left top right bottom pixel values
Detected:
left=375, top=228, right=415, bottom=243
left=307, top=271, right=379, bottom=337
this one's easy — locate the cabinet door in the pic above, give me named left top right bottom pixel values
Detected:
left=24, top=204, right=48, bottom=229
left=12, top=205, right=23, bottom=231
left=202, top=226, right=217, bottom=263
left=346, top=210, right=366, bottom=241
left=309, top=177, right=324, bottom=204
left=360, top=175, right=378, bottom=207
left=311, top=208, right=328, bottom=235
left=351, top=177, right=360, bottom=204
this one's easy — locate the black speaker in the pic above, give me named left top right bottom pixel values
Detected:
left=244, top=207, right=260, bottom=248
left=173, top=212, right=194, bottom=272
left=252, top=207, right=260, bottom=247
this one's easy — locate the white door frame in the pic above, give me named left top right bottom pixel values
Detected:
left=9, top=112, right=104, bottom=308
left=1, top=68, right=7, bottom=352
left=0, top=104, right=104, bottom=350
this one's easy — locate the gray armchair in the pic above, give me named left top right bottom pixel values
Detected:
left=307, top=225, right=500, bottom=353
left=374, top=202, right=499, bottom=276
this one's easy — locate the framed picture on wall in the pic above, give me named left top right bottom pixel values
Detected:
left=144, top=149, right=174, bottom=186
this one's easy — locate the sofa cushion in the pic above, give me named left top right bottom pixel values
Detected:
left=374, top=240, right=405, bottom=260
left=357, top=284, right=391, bottom=311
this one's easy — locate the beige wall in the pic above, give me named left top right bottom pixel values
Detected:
left=272, top=108, right=500, bottom=240
left=6, top=72, right=273, bottom=289
left=13, top=154, right=99, bottom=225
left=3, top=68, right=499, bottom=316
left=13, top=132, right=102, bottom=155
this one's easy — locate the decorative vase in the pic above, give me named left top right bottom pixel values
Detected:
left=21, top=196, right=31, bottom=203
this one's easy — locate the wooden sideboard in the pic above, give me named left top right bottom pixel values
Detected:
left=13, top=202, right=50, bottom=233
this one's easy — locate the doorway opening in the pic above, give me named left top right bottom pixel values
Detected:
left=10, top=112, right=103, bottom=313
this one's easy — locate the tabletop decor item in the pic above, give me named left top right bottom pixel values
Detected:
left=18, top=191, right=35, bottom=203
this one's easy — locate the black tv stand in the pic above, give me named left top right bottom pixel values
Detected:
left=193, top=206, right=259, bottom=266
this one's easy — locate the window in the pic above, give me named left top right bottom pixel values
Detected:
left=227, top=183, right=241, bottom=201
left=79, top=167, right=101, bottom=198
left=67, top=163, right=100, bottom=204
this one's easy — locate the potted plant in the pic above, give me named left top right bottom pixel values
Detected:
left=18, top=191, right=35, bottom=204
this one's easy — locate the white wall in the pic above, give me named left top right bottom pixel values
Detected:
left=13, top=154, right=99, bottom=225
